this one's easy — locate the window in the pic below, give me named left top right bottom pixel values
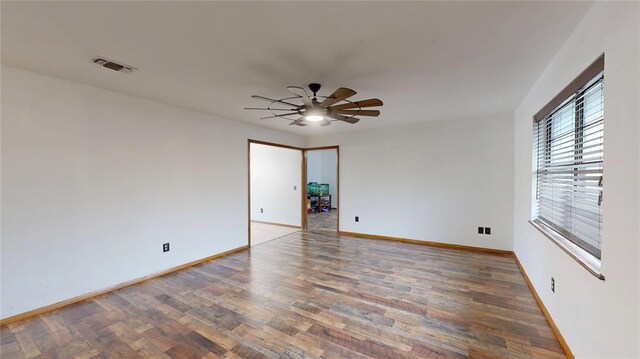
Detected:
left=532, top=56, right=604, bottom=267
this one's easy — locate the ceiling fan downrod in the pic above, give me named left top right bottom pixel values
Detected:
left=308, top=83, right=321, bottom=99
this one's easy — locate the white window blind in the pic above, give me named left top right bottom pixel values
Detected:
left=533, top=71, right=604, bottom=260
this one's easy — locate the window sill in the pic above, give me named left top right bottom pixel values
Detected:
left=529, top=220, right=605, bottom=280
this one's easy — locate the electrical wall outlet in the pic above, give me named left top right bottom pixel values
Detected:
left=355, top=216, right=359, bottom=222
left=293, top=185, right=297, bottom=190
left=478, top=227, right=484, bottom=234
left=163, top=243, right=170, bottom=252
left=484, top=227, right=491, bottom=235
left=260, top=208, right=263, bottom=213
left=551, top=277, right=555, bottom=293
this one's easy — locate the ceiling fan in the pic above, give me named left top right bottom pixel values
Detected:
left=245, top=83, right=383, bottom=127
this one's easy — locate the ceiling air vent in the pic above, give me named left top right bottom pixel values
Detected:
left=93, top=57, right=137, bottom=73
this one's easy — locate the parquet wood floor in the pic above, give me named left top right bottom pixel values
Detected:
left=1, top=231, right=565, bottom=358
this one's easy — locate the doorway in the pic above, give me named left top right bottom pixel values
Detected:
left=305, top=147, right=339, bottom=232
left=248, top=140, right=303, bottom=247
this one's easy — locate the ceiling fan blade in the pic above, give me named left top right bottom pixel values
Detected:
left=289, top=118, right=307, bottom=126
left=251, top=95, right=300, bottom=107
left=260, top=112, right=297, bottom=120
left=330, top=99, right=383, bottom=111
left=325, top=113, right=360, bottom=124
left=340, top=117, right=360, bottom=124
left=320, top=87, right=357, bottom=108
left=326, top=113, right=360, bottom=124
left=325, top=113, right=349, bottom=121
left=320, top=119, right=331, bottom=127
left=287, top=86, right=312, bottom=106
left=244, top=107, right=295, bottom=111
left=334, top=109, right=380, bottom=117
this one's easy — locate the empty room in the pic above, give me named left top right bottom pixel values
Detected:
left=1, top=2, right=639, bottom=359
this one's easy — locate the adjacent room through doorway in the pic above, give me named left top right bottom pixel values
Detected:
left=305, top=148, right=338, bottom=232
left=249, top=141, right=303, bottom=246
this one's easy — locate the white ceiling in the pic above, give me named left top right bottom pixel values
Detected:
left=1, top=1, right=592, bottom=136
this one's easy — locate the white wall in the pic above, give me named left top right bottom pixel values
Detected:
left=0, top=66, right=304, bottom=319
left=307, top=151, right=322, bottom=186
left=306, top=149, right=338, bottom=208
left=250, top=143, right=301, bottom=226
left=307, top=114, right=514, bottom=251
left=513, top=2, right=640, bottom=358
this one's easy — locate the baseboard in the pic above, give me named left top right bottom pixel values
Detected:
left=0, top=245, right=249, bottom=326
left=337, top=231, right=512, bottom=255
left=512, top=253, right=574, bottom=359
left=251, top=220, right=301, bottom=229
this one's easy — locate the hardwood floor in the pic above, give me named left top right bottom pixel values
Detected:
left=250, top=222, right=300, bottom=247
left=1, top=231, right=565, bottom=358
left=307, top=211, right=337, bottom=231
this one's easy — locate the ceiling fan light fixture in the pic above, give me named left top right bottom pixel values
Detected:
left=305, top=115, right=324, bottom=122
left=304, top=107, right=324, bottom=122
